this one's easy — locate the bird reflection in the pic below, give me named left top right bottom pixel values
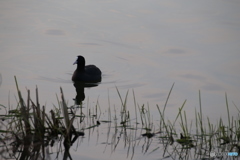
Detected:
left=73, top=81, right=99, bottom=105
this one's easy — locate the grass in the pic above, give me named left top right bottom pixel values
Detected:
left=0, top=77, right=239, bottom=159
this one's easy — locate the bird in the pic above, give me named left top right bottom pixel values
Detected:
left=72, top=55, right=102, bottom=83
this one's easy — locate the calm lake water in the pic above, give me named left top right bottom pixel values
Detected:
left=0, top=0, right=240, bottom=159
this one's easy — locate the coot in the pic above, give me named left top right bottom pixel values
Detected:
left=72, top=55, right=102, bottom=83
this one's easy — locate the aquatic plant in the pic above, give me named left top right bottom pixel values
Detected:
left=0, top=77, right=239, bottom=160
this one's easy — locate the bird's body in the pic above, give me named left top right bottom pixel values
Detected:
left=72, top=56, right=102, bottom=83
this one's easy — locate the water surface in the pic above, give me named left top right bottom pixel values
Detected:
left=0, top=0, right=240, bottom=159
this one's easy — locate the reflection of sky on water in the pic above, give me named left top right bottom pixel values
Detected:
left=0, top=0, right=240, bottom=124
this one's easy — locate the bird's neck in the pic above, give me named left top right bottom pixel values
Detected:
left=77, top=64, right=85, bottom=71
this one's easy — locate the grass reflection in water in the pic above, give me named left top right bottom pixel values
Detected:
left=0, top=77, right=239, bottom=160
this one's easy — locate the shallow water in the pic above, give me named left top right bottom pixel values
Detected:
left=0, top=0, right=240, bottom=159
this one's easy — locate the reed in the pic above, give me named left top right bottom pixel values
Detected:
left=0, top=77, right=86, bottom=159
left=0, top=77, right=239, bottom=160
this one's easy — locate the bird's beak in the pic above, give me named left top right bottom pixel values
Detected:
left=73, top=58, right=78, bottom=65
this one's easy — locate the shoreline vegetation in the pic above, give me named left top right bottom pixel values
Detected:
left=0, top=76, right=239, bottom=159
